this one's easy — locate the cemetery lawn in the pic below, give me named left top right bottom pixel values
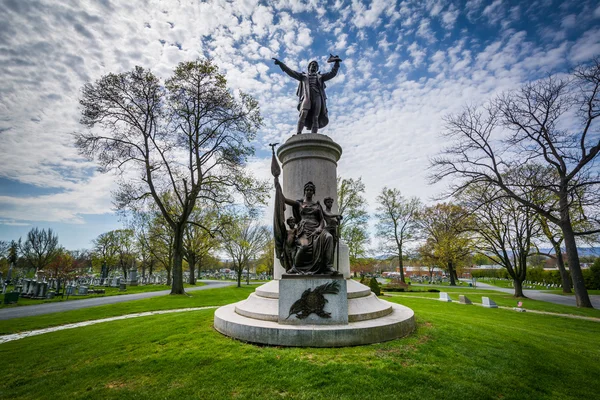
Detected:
left=0, top=288, right=598, bottom=399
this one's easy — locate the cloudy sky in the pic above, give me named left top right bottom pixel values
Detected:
left=1, top=0, right=599, bottom=250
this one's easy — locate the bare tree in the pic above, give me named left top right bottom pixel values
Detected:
left=461, top=184, right=540, bottom=297
left=431, top=58, right=600, bottom=307
left=375, top=187, right=421, bottom=283
left=20, top=227, right=60, bottom=272
left=220, top=216, right=270, bottom=288
left=77, top=59, right=266, bottom=294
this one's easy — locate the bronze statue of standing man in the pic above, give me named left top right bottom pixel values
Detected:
left=272, top=55, right=342, bottom=135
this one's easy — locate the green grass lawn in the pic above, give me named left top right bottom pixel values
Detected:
left=0, top=283, right=205, bottom=309
left=0, top=285, right=599, bottom=399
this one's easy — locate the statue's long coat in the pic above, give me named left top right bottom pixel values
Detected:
left=277, top=61, right=340, bottom=130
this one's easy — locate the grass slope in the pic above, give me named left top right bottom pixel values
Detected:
left=0, top=287, right=598, bottom=399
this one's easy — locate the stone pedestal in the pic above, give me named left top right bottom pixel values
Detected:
left=279, top=275, right=348, bottom=325
left=273, top=134, right=351, bottom=279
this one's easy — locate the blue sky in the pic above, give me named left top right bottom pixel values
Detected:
left=1, top=0, right=599, bottom=250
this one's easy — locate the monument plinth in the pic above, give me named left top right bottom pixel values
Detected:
left=214, top=133, right=415, bottom=347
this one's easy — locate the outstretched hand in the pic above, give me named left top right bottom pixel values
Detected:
left=272, top=57, right=281, bottom=65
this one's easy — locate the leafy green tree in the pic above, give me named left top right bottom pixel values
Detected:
left=255, top=239, right=275, bottom=276
left=183, top=205, right=222, bottom=284
left=417, top=203, right=473, bottom=286
left=77, top=59, right=266, bottom=295
left=337, top=177, right=369, bottom=263
left=375, top=187, right=421, bottom=283
left=92, top=230, right=119, bottom=274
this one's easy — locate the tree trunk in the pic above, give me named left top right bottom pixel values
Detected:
left=236, top=262, right=242, bottom=288
left=197, top=256, right=203, bottom=281
left=559, top=211, right=592, bottom=307
left=554, top=248, right=571, bottom=294
left=398, top=250, right=405, bottom=283
left=170, top=223, right=186, bottom=294
left=513, top=278, right=526, bottom=298
left=188, top=253, right=196, bottom=285
left=448, top=261, right=457, bottom=286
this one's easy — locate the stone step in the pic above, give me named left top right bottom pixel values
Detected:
left=215, top=300, right=415, bottom=347
left=234, top=289, right=393, bottom=323
left=235, top=293, right=278, bottom=322
left=348, top=293, right=393, bottom=322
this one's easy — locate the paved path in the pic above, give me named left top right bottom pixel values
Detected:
left=464, top=280, right=600, bottom=308
left=0, top=280, right=235, bottom=321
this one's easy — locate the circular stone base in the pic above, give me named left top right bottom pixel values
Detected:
left=214, top=300, right=415, bottom=347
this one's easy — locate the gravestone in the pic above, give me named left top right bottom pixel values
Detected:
left=78, top=286, right=88, bottom=295
left=21, top=279, right=30, bottom=295
left=439, top=292, right=452, bottom=302
left=482, top=297, right=498, bottom=308
left=459, top=295, right=472, bottom=305
left=119, top=282, right=127, bottom=291
left=27, top=281, right=38, bottom=298
left=128, top=268, right=138, bottom=286
left=37, top=282, right=48, bottom=298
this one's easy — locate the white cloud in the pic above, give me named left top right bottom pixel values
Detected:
left=441, top=5, right=459, bottom=30
left=351, top=0, right=390, bottom=28
left=1, top=0, right=599, bottom=250
left=407, top=42, right=426, bottom=67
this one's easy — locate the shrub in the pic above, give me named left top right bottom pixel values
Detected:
left=584, top=259, right=600, bottom=290
left=369, top=277, right=381, bottom=296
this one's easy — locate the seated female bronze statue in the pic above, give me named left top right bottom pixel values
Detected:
left=280, top=181, right=337, bottom=275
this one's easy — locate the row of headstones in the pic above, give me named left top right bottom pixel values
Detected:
left=439, top=292, right=501, bottom=308
left=483, top=278, right=561, bottom=290
left=17, top=279, right=90, bottom=299
left=18, top=280, right=50, bottom=299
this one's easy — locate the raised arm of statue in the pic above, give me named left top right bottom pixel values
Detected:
left=321, top=60, right=340, bottom=82
left=272, top=58, right=303, bottom=81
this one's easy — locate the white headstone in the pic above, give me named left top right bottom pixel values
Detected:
left=482, top=297, right=498, bottom=308
left=439, top=292, right=452, bottom=302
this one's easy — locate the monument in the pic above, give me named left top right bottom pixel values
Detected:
left=214, top=55, right=415, bottom=347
